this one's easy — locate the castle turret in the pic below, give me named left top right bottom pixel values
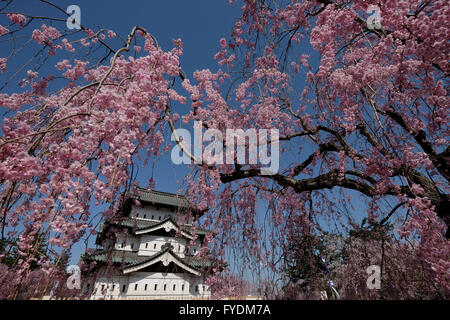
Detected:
left=82, top=188, right=213, bottom=299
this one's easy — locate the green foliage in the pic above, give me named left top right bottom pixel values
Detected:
left=0, top=233, right=50, bottom=270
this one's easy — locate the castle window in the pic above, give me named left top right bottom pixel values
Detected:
left=122, top=285, right=126, bottom=293
left=101, top=284, right=105, bottom=291
left=154, top=284, right=157, bottom=290
left=136, top=213, right=139, bottom=217
left=151, top=215, right=154, bottom=219
left=145, top=243, right=148, bottom=249
left=154, top=243, right=157, bottom=249
left=144, top=284, right=148, bottom=291
left=134, top=284, right=138, bottom=291
left=131, top=243, right=134, bottom=250
left=164, top=284, right=167, bottom=291
left=182, top=284, right=185, bottom=291
left=112, top=285, right=115, bottom=291
left=173, top=284, right=176, bottom=291
left=195, top=285, right=198, bottom=292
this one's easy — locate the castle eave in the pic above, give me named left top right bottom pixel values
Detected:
left=134, top=218, right=194, bottom=240
left=122, top=249, right=201, bottom=276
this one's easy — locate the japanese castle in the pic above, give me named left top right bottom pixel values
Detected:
left=82, top=188, right=213, bottom=299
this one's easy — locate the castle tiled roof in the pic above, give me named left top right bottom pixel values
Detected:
left=102, top=217, right=210, bottom=237
left=112, top=218, right=160, bottom=229
left=129, top=188, right=191, bottom=208
left=84, top=249, right=151, bottom=266
left=83, top=248, right=214, bottom=270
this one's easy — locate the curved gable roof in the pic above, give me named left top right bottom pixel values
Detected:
left=122, top=248, right=201, bottom=276
left=134, top=218, right=194, bottom=240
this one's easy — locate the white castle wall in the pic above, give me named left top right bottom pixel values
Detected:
left=133, top=206, right=192, bottom=223
left=113, top=204, right=202, bottom=256
left=114, top=230, right=201, bottom=257
left=138, top=235, right=186, bottom=257
left=114, top=234, right=140, bottom=251
left=90, top=269, right=210, bottom=299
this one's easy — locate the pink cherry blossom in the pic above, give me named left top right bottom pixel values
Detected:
left=0, top=25, right=9, bottom=36
left=7, top=13, right=26, bottom=26
left=0, top=58, right=6, bottom=73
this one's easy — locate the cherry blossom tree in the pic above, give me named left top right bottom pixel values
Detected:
left=0, top=0, right=448, bottom=299
left=184, top=0, right=449, bottom=299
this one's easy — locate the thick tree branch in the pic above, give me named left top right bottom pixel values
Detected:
left=385, top=107, right=449, bottom=182
left=220, top=168, right=404, bottom=197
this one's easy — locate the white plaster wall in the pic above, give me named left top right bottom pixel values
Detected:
left=132, top=206, right=175, bottom=221
left=90, top=271, right=210, bottom=299
left=91, top=276, right=129, bottom=298
left=114, top=234, right=140, bottom=251
left=132, top=205, right=194, bottom=225
left=138, top=235, right=202, bottom=257
left=138, top=235, right=187, bottom=257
